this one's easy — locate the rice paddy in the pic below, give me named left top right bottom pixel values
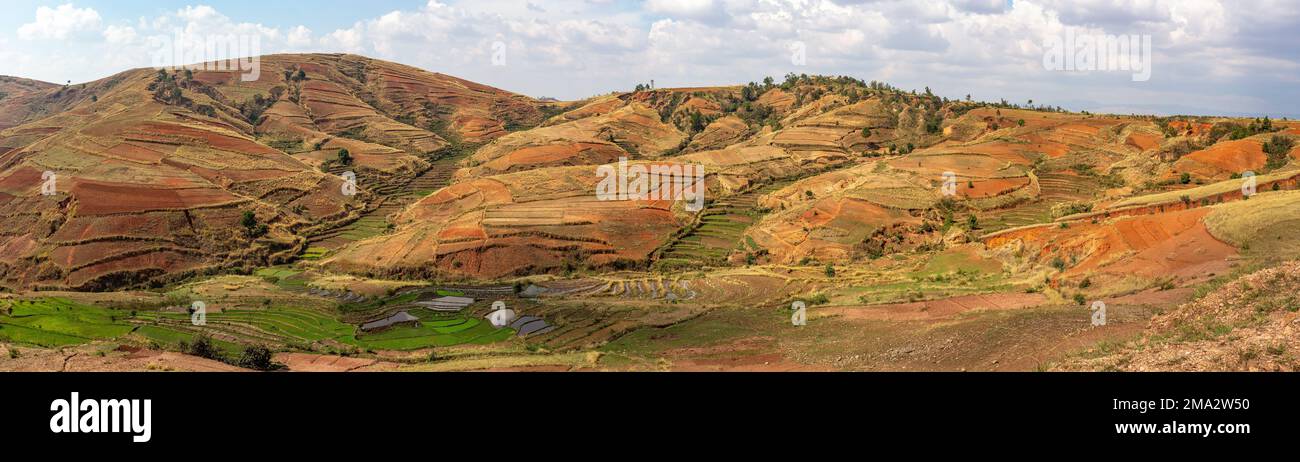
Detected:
left=0, top=296, right=514, bottom=353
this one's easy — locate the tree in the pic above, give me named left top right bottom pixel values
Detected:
left=690, top=111, right=706, bottom=132
left=337, top=148, right=352, bottom=165
left=824, top=264, right=836, bottom=278
left=241, top=210, right=267, bottom=237
left=1179, top=172, right=1192, bottom=184
left=862, top=127, right=871, bottom=138
left=184, top=334, right=223, bottom=361
left=236, top=345, right=278, bottom=371
left=1263, top=135, right=1296, bottom=170
left=1017, top=119, right=1025, bottom=127
left=295, top=69, right=307, bottom=81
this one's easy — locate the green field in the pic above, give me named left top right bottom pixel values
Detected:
left=358, top=315, right=513, bottom=350
left=1, top=296, right=515, bottom=354
left=300, top=247, right=330, bottom=260
left=0, top=298, right=135, bottom=347
left=254, top=267, right=309, bottom=290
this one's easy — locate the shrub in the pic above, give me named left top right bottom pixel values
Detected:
left=1072, top=293, right=1087, bottom=305
left=236, top=345, right=278, bottom=371
left=337, top=148, right=352, bottom=165
left=185, top=334, right=223, bottom=361
left=1050, top=257, right=1067, bottom=271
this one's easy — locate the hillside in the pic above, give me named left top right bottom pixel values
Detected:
left=0, top=54, right=548, bottom=291
left=1054, top=260, right=1300, bottom=371
left=3, top=56, right=1300, bottom=372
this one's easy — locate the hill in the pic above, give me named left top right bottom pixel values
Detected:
left=0, top=54, right=549, bottom=291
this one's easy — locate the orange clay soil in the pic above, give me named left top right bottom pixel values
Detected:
left=985, top=207, right=1237, bottom=287
left=1172, top=138, right=1266, bottom=180
left=0, top=53, right=548, bottom=291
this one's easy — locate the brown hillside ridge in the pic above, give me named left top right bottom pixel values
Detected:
left=0, top=54, right=548, bottom=291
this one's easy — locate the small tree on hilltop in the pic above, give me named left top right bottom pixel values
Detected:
left=337, top=148, right=352, bottom=166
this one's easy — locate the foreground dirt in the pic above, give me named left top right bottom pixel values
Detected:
left=0, top=343, right=243, bottom=372
left=1054, top=261, right=1300, bottom=371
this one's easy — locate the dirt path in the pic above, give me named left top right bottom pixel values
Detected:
left=275, top=352, right=398, bottom=372
left=820, top=292, right=1050, bottom=321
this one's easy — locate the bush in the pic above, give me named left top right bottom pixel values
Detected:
left=1050, top=257, right=1067, bottom=271
left=337, top=148, right=352, bottom=166
left=185, top=334, right=224, bottom=361
left=1072, top=293, right=1087, bottom=305
left=236, top=345, right=278, bottom=371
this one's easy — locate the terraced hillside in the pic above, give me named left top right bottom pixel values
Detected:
left=655, top=181, right=790, bottom=269
left=0, top=54, right=544, bottom=291
left=309, top=150, right=466, bottom=251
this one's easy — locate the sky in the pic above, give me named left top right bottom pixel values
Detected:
left=1, top=0, right=1298, bottom=117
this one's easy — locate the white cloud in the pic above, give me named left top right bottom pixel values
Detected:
left=17, top=4, right=103, bottom=40
left=2, top=0, right=1298, bottom=116
left=286, top=26, right=314, bottom=48
left=102, top=25, right=137, bottom=45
